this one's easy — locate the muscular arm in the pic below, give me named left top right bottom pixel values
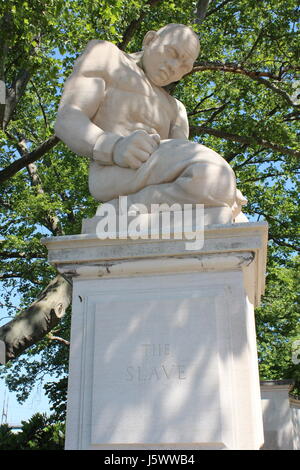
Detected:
left=169, top=99, right=189, bottom=140
left=55, top=41, right=121, bottom=164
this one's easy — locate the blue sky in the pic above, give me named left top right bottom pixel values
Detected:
left=0, top=376, right=51, bottom=426
left=0, top=283, right=52, bottom=425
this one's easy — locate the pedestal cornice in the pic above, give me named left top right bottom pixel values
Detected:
left=42, top=221, right=268, bottom=307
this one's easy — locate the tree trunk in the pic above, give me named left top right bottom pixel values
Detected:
left=0, top=275, right=72, bottom=364
left=195, top=0, right=211, bottom=23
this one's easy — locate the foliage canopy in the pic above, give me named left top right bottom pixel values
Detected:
left=0, top=0, right=299, bottom=420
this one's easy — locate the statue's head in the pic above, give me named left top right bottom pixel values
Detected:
left=142, top=24, right=200, bottom=87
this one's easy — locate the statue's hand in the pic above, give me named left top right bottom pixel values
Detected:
left=113, top=130, right=160, bottom=169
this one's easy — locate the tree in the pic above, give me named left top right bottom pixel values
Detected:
left=0, top=0, right=299, bottom=420
left=0, top=413, right=65, bottom=450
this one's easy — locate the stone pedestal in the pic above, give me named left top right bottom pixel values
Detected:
left=261, top=380, right=295, bottom=450
left=42, top=221, right=268, bottom=450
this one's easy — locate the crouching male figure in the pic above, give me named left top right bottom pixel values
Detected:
left=55, top=23, right=246, bottom=222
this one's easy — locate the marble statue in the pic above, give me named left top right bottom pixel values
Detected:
left=55, top=23, right=247, bottom=222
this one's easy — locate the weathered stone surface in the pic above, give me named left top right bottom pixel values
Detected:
left=42, top=222, right=268, bottom=450
left=55, top=24, right=246, bottom=222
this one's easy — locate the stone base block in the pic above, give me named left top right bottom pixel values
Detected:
left=42, top=222, right=268, bottom=450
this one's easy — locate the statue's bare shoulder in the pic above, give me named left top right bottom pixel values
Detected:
left=72, top=40, right=123, bottom=81
left=58, top=40, right=124, bottom=118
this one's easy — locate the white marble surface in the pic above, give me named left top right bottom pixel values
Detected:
left=261, top=381, right=296, bottom=450
left=43, top=222, right=268, bottom=450
left=55, top=24, right=246, bottom=221
left=66, top=270, right=262, bottom=449
left=43, top=221, right=268, bottom=306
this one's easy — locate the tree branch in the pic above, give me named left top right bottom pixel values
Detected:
left=30, top=80, right=48, bottom=128
left=253, top=75, right=299, bottom=108
left=242, top=171, right=300, bottom=183
left=190, top=125, right=300, bottom=158
left=253, top=211, right=299, bottom=251
left=232, top=148, right=264, bottom=168
left=118, top=0, right=164, bottom=50
left=201, top=102, right=228, bottom=125
left=0, top=251, right=43, bottom=259
left=283, top=110, right=300, bottom=122
left=0, top=274, right=44, bottom=286
left=2, top=32, right=43, bottom=130
left=0, top=83, right=5, bottom=127
left=0, top=196, right=12, bottom=209
left=48, top=334, right=70, bottom=347
left=224, top=143, right=249, bottom=163
left=11, top=137, right=64, bottom=236
left=0, top=135, right=59, bottom=184
left=269, top=237, right=300, bottom=252
left=189, top=61, right=300, bottom=107
left=188, top=105, right=224, bottom=117
left=26, top=161, right=63, bottom=236
left=0, top=275, right=72, bottom=363
left=0, top=273, right=22, bottom=280
left=191, top=61, right=285, bottom=80
left=241, top=28, right=265, bottom=65
left=0, top=11, right=12, bottom=128
left=206, top=0, right=235, bottom=17
left=195, top=0, right=212, bottom=24
left=3, top=70, right=31, bottom=130
left=0, top=302, right=22, bottom=313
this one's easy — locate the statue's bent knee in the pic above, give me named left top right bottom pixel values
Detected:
left=182, top=143, right=236, bottom=207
